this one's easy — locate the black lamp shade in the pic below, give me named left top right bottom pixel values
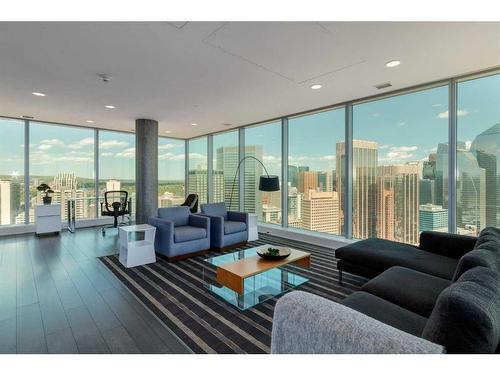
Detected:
left=259, top=175, right=280, bottom=192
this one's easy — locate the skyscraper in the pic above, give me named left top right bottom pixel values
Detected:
left=188, top=166, right=208, bottom=204
left=337, top=140, right=378, bottom=239
left=298, top=171, right=318, bottom=194
left=0, top=180, right=21, bottom=225
left=301, top=189, right=340, bottom=234
left=470, top=123, right=498, bottom=227
left=377, top=164, right=419, bottom=244
left=45, top=172, right=90, bottom=220
left=419, top=204, right=448, bottom=232
left=318, top=171, right=333, bottom=192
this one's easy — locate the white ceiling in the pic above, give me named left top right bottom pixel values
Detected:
left=0, top=22, right=499, bottom=138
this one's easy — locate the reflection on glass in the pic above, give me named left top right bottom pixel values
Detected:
left=288, top=109, right=345, bottom=236
left=0, top=118, right=25, bottom=225
left=188, top=137, right=208, bottom=205
left=353, top=86, right=449, bottom=244
left=29, top=122, right=96, bottom=222
left=244, top=122, right=282, bottom=224
left=456, top=73, right=500, bottom=235
left=158, top=138, right=185, bottom=208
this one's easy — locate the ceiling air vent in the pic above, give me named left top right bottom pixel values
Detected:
left=22, top=115, right=34, bottom=119
left=374, top=82, right=392, bottom=90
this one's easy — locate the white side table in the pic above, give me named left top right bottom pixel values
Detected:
left=119, top=224, right=156, bottom=268
left=35, top=203, right=61, bottom=236
left=247, top=213, right=259, bottom=241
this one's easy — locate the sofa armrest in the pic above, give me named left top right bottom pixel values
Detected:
left=227, top=211, right=249, bottom=224
left=148, top=217, right=174, bottom=249
left=189, top=214, right=210, bottom=231
left=419, top=231, right=477, bottom=259
left=271, top=291, right=444, bottom=354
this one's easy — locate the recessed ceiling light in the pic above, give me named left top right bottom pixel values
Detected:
left=310, top=84, right=322, bottom=90
left=32, top=92, right=46, bottom=97
left=385, top=60, right=401, bottom=68
left=191, top=123, right=198, bottom=126
left=86, top=120, right=94, bottom=123
left=165, top=130, right=172, bottom=134
left=105, top=105, right=116, bottom=109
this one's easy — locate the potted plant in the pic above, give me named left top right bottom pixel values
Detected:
left=37, top=183, right=54, bottom=205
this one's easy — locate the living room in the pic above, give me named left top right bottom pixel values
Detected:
left=1, top=1, right=499, bottom=374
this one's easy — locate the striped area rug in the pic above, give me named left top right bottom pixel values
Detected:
left=99, top=234, right=367, bottom=353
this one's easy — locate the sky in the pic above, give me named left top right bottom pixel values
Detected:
left=1, top=73, right=498, bottom=181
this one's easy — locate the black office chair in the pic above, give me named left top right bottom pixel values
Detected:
left=100, top=190, right=131, bottom=235
left=181, top=193, right=199, bottom=213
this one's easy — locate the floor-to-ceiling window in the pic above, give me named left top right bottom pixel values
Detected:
left=188, top=137, right=208, bottom=205
left=29, top=122, right=96, bottom=222
left=0, top=118, right=25, bottom=225
left=99, top=130, right=135, bottom=215
left=456, top=73, right=500, bottom=235
left=353, top=86, right=449, bottom=244
left=244, top=121, right=282, bottom=224
left=288, top=108, right=345, bottom=236
left=212, top=131, right=239, bottom=211
left=158, top=137, right=185, bottom=208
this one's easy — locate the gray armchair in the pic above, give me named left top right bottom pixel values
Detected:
left=199, top=203, right=248, bottom=250
left=148, top=206, right=210, bottom=260
left=271, top=291, right=444, bottom=354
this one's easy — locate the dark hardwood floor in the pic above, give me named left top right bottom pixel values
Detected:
left=0, top=227, right=190, bottom=354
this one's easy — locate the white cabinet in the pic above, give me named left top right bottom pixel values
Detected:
left=35, top=204, right=61, bottom=236
left=248, top=213, right=259, bottom=241
left=119, top=224, right=156, bottom=268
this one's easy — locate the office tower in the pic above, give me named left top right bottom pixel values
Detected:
left=298, top=171, right=318, bottom=194
left=42, top=172, right=90, bottom=220
left=419, top=179, right=435, bottom=205
left=470, top=123, right=498, bottom=227
left=262, top=205, right=281, bottom=224
left=435, top=143, right=449, bottom=208
left=288, top=165, right=298, bottom=188
left=377, top=164, right=419, bottom=244
left=318, top=171, right=333, bottom=192
left=457, top=143, right=486, bottom=234
left=243, top=145, right=264, bottom=217
left=106, top=179, right=121, bottom=192
left=419, top=204, right=448, bottom=232
left=288, top=189, right=302, bottom=226
left=301, top=190, right=339, bottom=234
left=188, top=166, right=208, bottom=204
left=298, top=166, right=309, bottom=173
left=158, top=191, right=185, bottom=208
left=337, top=140, right=378, bottom=239
left=212, top=170, right=224, bottom=203
left=0, top=180, right=21, bottom=225
left=215, top=145, right=239, bottom=210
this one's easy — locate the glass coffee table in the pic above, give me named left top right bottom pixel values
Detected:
left=202, top=245, right=310, bottom=310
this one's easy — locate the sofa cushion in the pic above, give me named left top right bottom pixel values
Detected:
left=341, top=291, right=428, bottom=337
left=474, top=226, right=500, bottom=250
left=174, top=225, right=207, bottom=243
left=453, top=248, right=500, bottom=281
left=158, top=206, right=190, bottom=227
left=362, top=266, right=451, bottom=318
left=224, top=220, right=247, bottom=235
left=201, top=203, right=228, bottom=220
left=422, top=267, right=500, bottom=353
left=335, top=238, right=458, bottom=279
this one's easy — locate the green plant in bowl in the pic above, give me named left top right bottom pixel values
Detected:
left=266, top=247, right=280, bottom=256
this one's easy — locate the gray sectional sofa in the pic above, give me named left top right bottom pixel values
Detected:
left=271, top=227, right=500, bottom=354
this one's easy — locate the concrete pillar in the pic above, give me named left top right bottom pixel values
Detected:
left=135, top=119, right=158, bottom=224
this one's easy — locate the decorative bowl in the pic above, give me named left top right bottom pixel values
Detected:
left=256, top=246, right=291, bottom=260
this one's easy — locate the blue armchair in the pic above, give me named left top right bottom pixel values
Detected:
left=200, top=203, right=248, bottom=250
left=148, top=206, right=210, bottom=260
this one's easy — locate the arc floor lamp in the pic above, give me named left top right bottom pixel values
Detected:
left=227, top=155, right=280, bottom=210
